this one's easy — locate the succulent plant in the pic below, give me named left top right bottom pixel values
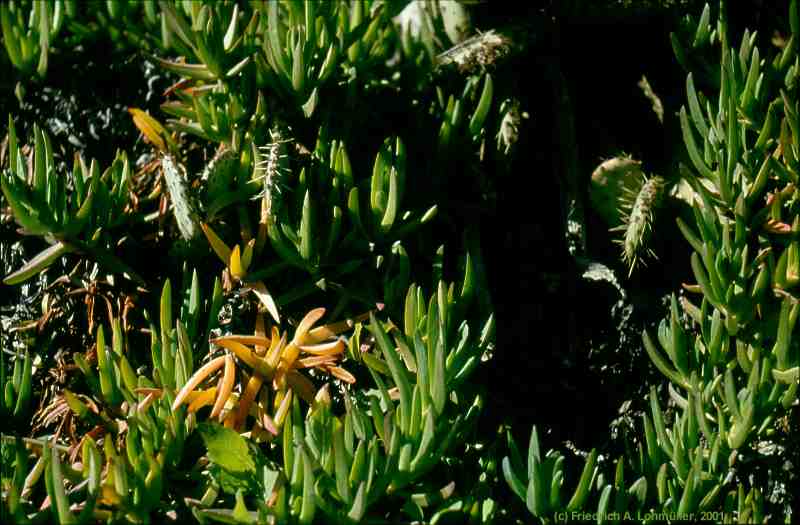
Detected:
left=507, top=2, right=799, bottom=522
left=2, top=1, right=795, bottom=524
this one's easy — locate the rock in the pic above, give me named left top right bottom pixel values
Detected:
left=589, top=155, right=644, bottom=227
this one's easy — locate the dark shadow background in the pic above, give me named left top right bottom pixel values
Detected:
left=472, top=0, right=793, bottom=455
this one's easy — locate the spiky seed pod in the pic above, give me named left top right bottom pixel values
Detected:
left=434, top=29, right=515, bottom=73
left=496, top=97, right=528, bottom=155
left=613, top=174, right=667, bottom=276
left=254, top=126, right=291, bottom=229
left=161, top=154, right=201, bottom=241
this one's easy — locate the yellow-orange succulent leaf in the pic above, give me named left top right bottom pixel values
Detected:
left=297, top=355, right=339, bottom=368
left=236, top=373, right=264, bottom=429
left=273, top=389, right=293, bottom=428
left=230, top=245, right=245, bottom=279
left=210, top=354, right=236, bottom=419
left=250, top=281, right=281, bottom=324
left=213, top=335, right=272, bottom=348
left=100, top=484, right=122, bottom=506
left=306, top=311, right=370, bottom=343
left=314, top=384, right=331, bottom=406
left=298, top=339, right=345, bottom=355
left=286, top=372, right=317, bottom=403
left=172, top=355, right=226, bottom=410
left=328, top=366, right=357, bottom=384
left=187, top=387, right=217, bottom=413
left=183, top=390, right=209, bottom=403
left=128, top=108, right=168, bottom=151
left=223, top=411, right=238, bottom=429
left=211, top=338, right=272, bottom=377
left=201, top=223, right=233, bottom=265
left=266, top=329, right=286, bottom=368
left=137, top=393, right=157, bottom=414
left=293, top=308, right=326, bottom=344
left=279, top=343, right=301, bottom=373
left=254, top=314, right=268, bottom=356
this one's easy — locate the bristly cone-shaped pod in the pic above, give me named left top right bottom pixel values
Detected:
left=611, top=172, right=667, bottom=276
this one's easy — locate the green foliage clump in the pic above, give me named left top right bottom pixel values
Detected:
left=1, top=1, right=796, bottom=524
left=504, top=1, right=798, bottom=523
left=1, top=1, right=502, bottom=523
